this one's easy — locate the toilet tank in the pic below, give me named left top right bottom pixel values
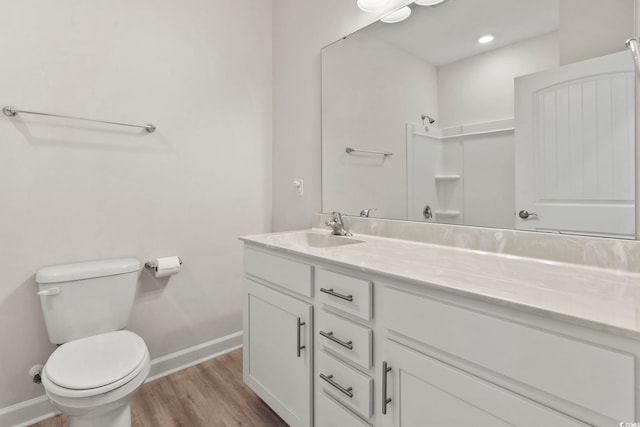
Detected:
left=36, top=258, right=140, bottom=344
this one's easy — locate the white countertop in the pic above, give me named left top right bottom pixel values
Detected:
left=240, top=228, right=640, bottom=339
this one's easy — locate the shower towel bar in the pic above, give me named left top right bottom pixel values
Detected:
left=2, top=106, right=156, bottom=133
left=346, top=147, right=393, bottom=157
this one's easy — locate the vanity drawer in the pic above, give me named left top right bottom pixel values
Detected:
left=380, top=285, right=636, bottom=421
left=318, top=310, right=372, bottom=369
left=317, top=351, right=373, bottom=420
left=316, top=269, right=372, bottom=320
left=244, top=247, right=313, bottom=297
left=317, top=392, right=370, bottom=427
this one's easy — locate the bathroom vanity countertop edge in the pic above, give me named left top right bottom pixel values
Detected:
left=240, top=229, right=640, bottom=340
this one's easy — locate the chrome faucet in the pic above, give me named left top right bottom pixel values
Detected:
left=325, top=212, right=353, bottom=236
left=360, top=208, right=377, bottom=218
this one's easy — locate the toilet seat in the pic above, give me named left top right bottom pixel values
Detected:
left=42, top=330, right=149, bottom=398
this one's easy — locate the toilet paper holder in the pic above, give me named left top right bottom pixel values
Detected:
left=144, top=257, right=183, bottom=270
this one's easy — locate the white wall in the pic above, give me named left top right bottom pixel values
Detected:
left=438, top=32, right=560, bottom=129
left=559, top=0, right=634, bottom=65
left=322, top=31, right=438, bottom=219
left=0, top=0, right=272, bottom=409
left=463, top=131, right=515, bottom=229
left=272, top=0, right=412, bottom=231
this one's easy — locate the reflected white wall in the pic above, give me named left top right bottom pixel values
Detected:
left=322, top=31, right=438, bottom=218
left=438, top=32, right=560, bottom=128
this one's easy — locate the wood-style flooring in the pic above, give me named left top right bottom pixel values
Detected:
left=30, top=349, right=287, bottom=427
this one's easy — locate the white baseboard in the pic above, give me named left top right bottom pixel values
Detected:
left=0, top=396, right=59, bottom=427
left=146, top=330, right=242, bottom=382
left=0, top=331, right=243, bottom=427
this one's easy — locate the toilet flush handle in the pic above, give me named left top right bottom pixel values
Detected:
left=37, top=287, right=61, bottom=296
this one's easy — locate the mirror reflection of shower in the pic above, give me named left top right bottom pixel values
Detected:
left=421, top=114, right=435, bottom=131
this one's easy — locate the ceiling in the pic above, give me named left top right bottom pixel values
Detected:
left=362, top=0, right=559, bottom=66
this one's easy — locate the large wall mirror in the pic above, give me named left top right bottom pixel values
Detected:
left=322, top=0, right=636, bottom=239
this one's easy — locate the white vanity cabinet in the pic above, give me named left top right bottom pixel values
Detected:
left=379, top=340, right=589, bottom=427
left=377, top=283, right=637, bottom=426
left=317, top=391, right=372, bottom=427
left=242, top=242, right=640, bottom=427
left=315, top=267, right=376, bottom=426
left=243, top=248, right=314, bottom=427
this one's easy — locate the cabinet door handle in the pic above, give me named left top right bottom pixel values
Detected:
left=382, top=361, right=392, bottom=415
left=296, top=317, right=306, bottom=358
left=320, top=287, right=353, bottom=302
left=319, top=330, right=353, bottom=350
left=319, top=373, right=354, bottom=398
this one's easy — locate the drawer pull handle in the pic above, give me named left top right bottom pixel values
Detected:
left=382, top=361, right=392, bottom=415
left=320, top=373, right=354, bottom=398
left=296, top=317, right=306, bottom=358
left=319, top=330, right=353, bottom=350
left=320, top=287, right=353, bottom=302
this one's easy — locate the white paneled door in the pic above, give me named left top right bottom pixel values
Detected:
left=515, top=51, right=635, bottom=238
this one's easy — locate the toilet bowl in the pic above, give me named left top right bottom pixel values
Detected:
left=36, top=258, right=149, bottom=427
left=41, top=331, right=150, bottom=427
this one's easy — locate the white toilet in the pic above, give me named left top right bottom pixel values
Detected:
left=36, top=258, right=150, bottom=427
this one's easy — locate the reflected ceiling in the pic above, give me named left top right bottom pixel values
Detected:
left=366, top=0, right=559, bottom=66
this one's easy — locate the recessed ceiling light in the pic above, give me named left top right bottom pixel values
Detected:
left=381, top=6, right=412, bottom=23
left=357, top=0, right=390, bottom=12
left=477, top=34, right=495, bottom=44
left=414, top=0, right=445, bottom=6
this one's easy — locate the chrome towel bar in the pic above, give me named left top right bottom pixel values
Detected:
left=3, top=106, right=156, bottom=133
left=346, top=147, right=392, bottom=157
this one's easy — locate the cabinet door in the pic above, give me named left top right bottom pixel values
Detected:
left=379, top=340, right=589, bottom=427
left=243, top=279, right=312, bottom=427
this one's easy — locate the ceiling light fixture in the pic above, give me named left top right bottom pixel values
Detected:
left=414, top=0, right=446, bottom=6
left=381, top=6, right=412, bottom=23
left=477, top=34, right=495, bottom=44
left=357, top=0, right=390, bottom=12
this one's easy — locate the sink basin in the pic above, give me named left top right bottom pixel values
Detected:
left=302, top=232, right=364, bottom=248
left=268, top=232, right=364, bottom=248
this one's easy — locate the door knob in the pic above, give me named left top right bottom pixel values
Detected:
left=423, top=205, right=432, bottom=219
left=518, top=210, right=538, bottom=219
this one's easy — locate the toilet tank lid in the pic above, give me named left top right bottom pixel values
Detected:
left=36, top=258, right=140, bottom=284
